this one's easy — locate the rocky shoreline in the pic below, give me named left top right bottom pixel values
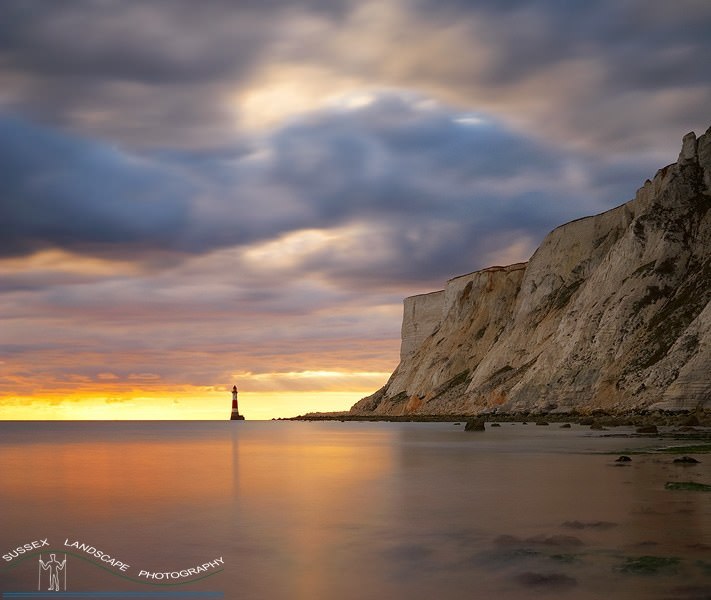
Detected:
left=290, top=408, right=711, bottom=427
left=287, top=409, right=711, bottom=454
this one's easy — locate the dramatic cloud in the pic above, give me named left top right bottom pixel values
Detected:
left=0, top=116, right=193, bottom=258
left=0, top=0, right=350, bottom=146
left=1, top=0, right=709, bottom=149
left=387, top=0, right=711, bottom=150
left=0, top=0, right=709, bottom=418
left=2, top=93, right=657, bottom=292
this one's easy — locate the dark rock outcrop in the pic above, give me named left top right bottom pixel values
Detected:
left=464, top=417, right=486, bottom=431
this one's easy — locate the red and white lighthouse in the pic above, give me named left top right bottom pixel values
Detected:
left=230, top=385, right=245, bottom=420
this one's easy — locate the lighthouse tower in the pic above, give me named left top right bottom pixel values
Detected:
left=230, top=385, right=245, bottom=420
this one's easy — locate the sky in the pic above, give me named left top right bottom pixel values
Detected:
left=1, top=0, right=710, bottom=420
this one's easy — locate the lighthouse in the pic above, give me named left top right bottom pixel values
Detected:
left=230, top=385, right=245, bottom=420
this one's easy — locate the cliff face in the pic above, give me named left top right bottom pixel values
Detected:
left=352, top=127, right=711, bottom=415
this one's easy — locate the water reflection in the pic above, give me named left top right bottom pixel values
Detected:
left=1, top=421, right=710, bottom=599
left=2, top=440, right=234, bottom=519
left=229, top=423, right=395, bottom=600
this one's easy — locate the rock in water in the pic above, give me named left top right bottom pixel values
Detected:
left=464, top=418, right=486, bottom=431
left=673, top=456, right=700, bottom=464
left=350, top=125, right=711, bottom=417
left=636, top=425, right=659, bottom=434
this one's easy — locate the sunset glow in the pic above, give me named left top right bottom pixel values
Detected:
left=0, top=377, right=390, bottom=421
left=0, top=390, right=381, bottom=421
left=1, top=1, right=709, bottom=419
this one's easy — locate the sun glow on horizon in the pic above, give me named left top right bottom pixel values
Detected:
left=0, top=372, right=386, bottom=421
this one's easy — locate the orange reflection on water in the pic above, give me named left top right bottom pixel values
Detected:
left=233, top=426, right=395, bottom=600
left=1, top=437, right=235, bottom=522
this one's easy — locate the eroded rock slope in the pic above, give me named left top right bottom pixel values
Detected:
left=352, top=127, right=711, bottom=415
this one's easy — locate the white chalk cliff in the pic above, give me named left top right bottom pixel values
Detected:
left=352, top=126, right=711, bottom=415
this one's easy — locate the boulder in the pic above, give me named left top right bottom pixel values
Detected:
left=636, top=425, right=659, bottom=434
left=673, top=456, right=700, bottom=464
left=464, top=418, right=486, bottom=431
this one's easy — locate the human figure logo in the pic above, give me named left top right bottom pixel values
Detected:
left=38, top=553, right=67, bottom=591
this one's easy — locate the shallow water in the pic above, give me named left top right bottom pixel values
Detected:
left=1, top=421, right=710, bottom=599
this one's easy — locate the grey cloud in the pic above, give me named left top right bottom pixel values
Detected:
left=0, top=0, right=349, bottom=83
left=1, top=93, right=651, bottom=285
left=0, top=0, right=348, bottom=146
left=2, top=0, right=709, bottom=154
left=262, top=97, right=566, bottom=222
left=271, top=99, right=559, bottom=181
left=0, top=116, right=192, bottom=257
left=414, top=0, right=711, bottom=81
left=416, top=0, right=711, bottom=148
left=581, top=154, right=665, bottom=205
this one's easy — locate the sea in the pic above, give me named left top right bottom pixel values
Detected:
left=1, top=420, right=710, bottom=600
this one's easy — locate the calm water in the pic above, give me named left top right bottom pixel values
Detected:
left=1, top=421, right=710, bottom=599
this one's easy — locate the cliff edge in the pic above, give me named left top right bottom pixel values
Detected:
left=352, top=126, right=711, bottom=415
